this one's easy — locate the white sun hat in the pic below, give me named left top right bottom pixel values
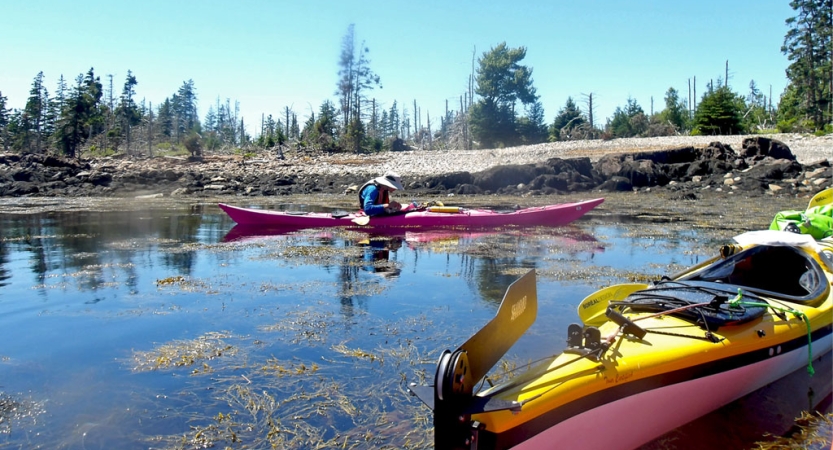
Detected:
left=375, top=171, right=404, bottom=191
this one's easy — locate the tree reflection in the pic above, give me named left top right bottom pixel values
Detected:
left=0, top=232, right=9, bottom=289
left=0, top=204, right=232, bottom=299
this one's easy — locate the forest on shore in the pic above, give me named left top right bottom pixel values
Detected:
left=0, top=1, right=830, bottom=160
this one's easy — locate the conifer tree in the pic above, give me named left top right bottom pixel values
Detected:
left=693, top=86, right=746, bottom=135
left=549, top=97, right=585, bottom=141
left=388, top=101, right=400, bottom=137
left=0, top=91, right=9, bottom=151
left=23, top=72, right=48, bottom=152
left=116, top=71, right=140, bottom=155
left=781, top=0, right=832, bottom=130
left=335, top=24, right=381, bottom=152
left=658, top=87, right=689, bottom=132
left=469, top=42, right=538, bottom=148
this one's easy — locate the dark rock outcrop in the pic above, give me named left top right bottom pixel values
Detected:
left=0, top=138, right=829, bottom=200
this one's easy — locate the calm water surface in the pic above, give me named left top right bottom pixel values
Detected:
left=0, top=199, right=829, bottom=449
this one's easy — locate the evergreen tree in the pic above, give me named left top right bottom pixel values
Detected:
left=399, top=108, right=411, bottom=139
left=45, top=75, right=68, bottom=142
left=259, top=114, right=286, bottom=147
left=0, top=91, right=9, bottom=151
left=388, top=101, right=400, bottom=137
left=693, top=86, right=746, bottom=135
left=46, top=68, right=104, bottom=155
left=335, top=24, right=381, bottom=152
left=290, top=113, right=299, bottom=139
left=116, top=71, right=141, bottom=154
left=549, top=97, right=585, bottom=141
left=517, top=100, right=548, bottom=144
left=173, top=80, right=199, bottom=141
left=469, top=42, right=538, bottom=148
left=302, top=100, right=340, bottom=151
left=379, top=110, right=389, bottom=139
left=56, top=74, right=90, bottom=157
left=157, top=98, right=174, bottom=140
left=657, top=87, right=689, bottom=132
left=781, top=0, right=832, bottom=130
left=607, top=98, right=646, bottom=138
left=81, top=68, right=104, bottom=143
left=22, top=71, right=48, bottom=152
left=203, top=105, right=217, bottom=133
left=744, top=80, right=772, bottom=131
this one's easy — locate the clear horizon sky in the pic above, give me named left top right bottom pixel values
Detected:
left=1, top=0, right=794, bottom=135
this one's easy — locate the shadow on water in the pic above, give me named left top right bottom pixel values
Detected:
left=0, top=196, right=829, bottom=449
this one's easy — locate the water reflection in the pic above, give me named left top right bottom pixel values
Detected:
left=0, top=202, right=824, bottom=449
left=0, top=205, right=229, bottom=297
left=222, top=224, right=604, bottom=309
left=0, top=239, right=9, bottom=289
left=357, top=234, right=403, bottom=279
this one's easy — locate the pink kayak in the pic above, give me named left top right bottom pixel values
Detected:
left=218, top=198, right=603, bottom=228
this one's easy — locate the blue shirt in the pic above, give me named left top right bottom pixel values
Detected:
left=361, top=184, right=388, bottom=216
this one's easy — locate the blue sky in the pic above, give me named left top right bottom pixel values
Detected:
left=0, top=0, right=793, bottom=134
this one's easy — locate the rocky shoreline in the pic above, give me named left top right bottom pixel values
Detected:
left=0, top=134, right=830, bottom=201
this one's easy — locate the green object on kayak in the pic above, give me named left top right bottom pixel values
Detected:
left=770, top=204, right=833, bottom=240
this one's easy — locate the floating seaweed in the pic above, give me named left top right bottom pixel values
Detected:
left=0, top=392, right=44, bottom=436
left=754, top=411, right=833, bottom=450
left=131, top=331, right=236, bottom=373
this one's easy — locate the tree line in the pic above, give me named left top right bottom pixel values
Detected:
left=0, top=0, right=829, bottom=158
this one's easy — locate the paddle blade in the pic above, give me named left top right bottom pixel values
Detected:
left=351, top=215, right=370, bottom=226
left=458, top=270, right=537, bottom=384
left=577, top=283, right=648, bottom=326
left=808, top=187, right=832, bottom=209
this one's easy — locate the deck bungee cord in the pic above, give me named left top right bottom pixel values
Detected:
left=726, top=289, right=817, bottom=376
left=611, top=283, right=818, bottom=375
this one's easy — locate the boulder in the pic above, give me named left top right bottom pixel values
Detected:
left=740, top=137, right=795, bottom=161
left=598, top=176, right=633, bottom=191
left=699, top=142, right=737, bottom=161
left=472, top=165, right=543, bottom=192
left=425, top=171, right=473, bottom=190
left=618, top=159, right=669, bottom=187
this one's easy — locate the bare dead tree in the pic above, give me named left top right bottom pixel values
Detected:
left=688, top=78, right=692, bottom=119
left=725, top=60, right=729, bottom=88
left=582, top=92, right=597, bottom=131
left=148, top=101, right=153, bottom=157
left=413, top=99, right=418, bottom=136
left=285, top=106, right=292, bottom=138
left=427, top=112, right=432, bottom=150
left=442, top=110, right=470, bottom=149
left=470, top=46, right=476, bottom=109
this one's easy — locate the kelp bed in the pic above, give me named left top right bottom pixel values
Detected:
left=125, top=318, right=529, bottom=450
left=127, top=313, right=445, bottom=449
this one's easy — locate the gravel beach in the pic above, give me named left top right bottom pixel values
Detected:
left=301, top=133, right=832, bottom=178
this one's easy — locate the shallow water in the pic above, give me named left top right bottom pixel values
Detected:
left=0, top=198, right=829, bottom=449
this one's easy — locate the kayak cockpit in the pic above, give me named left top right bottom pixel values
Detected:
left=680, top=244, right=829, bottom=307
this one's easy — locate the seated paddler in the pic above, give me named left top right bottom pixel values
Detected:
left=359, top=171, right=405, bottom=216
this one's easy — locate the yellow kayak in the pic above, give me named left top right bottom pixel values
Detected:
left=409, top=230, right=833, bottom=449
